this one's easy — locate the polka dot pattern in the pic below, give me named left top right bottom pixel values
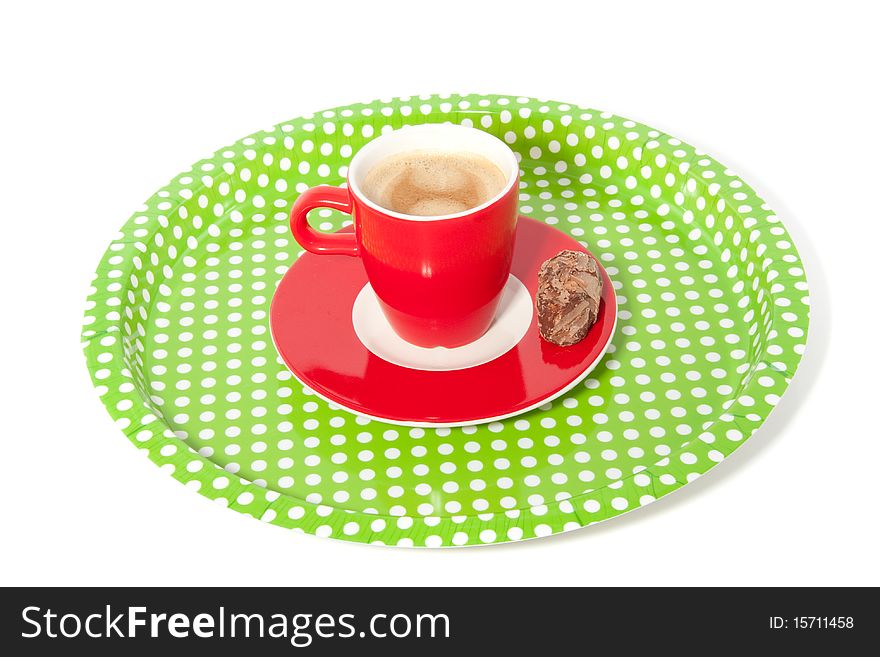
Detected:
left=82, top=94, right=809, bottom=546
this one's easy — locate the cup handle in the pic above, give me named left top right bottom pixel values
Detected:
left=289, top=185, right=359, bottom=257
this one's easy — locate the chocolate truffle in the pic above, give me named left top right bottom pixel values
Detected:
left=536, top=250, right=603, bottom=346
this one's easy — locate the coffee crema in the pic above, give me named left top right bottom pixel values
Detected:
left=361, top=149, right=507, bottom=217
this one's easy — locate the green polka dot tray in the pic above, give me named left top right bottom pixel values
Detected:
left=82, top=94, right=809, bottom=547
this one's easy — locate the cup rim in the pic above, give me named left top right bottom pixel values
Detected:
left=346, top=123, right=519, bottom=222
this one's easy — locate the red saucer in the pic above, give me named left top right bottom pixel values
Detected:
left=270, top=217, right=617, bottom=426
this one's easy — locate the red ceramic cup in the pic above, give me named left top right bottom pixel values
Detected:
left=290, top=124, right=520, bottom=348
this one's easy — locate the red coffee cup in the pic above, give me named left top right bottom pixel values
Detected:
left=290, top=124, right=520, bottom=348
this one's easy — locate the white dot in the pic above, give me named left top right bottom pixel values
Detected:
left=479, top=529, right=497, bottom=543
left=425, top=535, right=443, bottom=548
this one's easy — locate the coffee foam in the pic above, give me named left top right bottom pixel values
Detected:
left=361, top=149, right=507, bottom=217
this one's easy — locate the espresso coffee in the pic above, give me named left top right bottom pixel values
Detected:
left=361, top=150, right=507, bottom=216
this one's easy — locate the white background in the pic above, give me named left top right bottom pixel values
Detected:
left=1, top=0, right=878, bottom=586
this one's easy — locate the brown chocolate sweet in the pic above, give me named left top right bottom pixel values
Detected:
left=536, top=250, right=603, bottom=346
